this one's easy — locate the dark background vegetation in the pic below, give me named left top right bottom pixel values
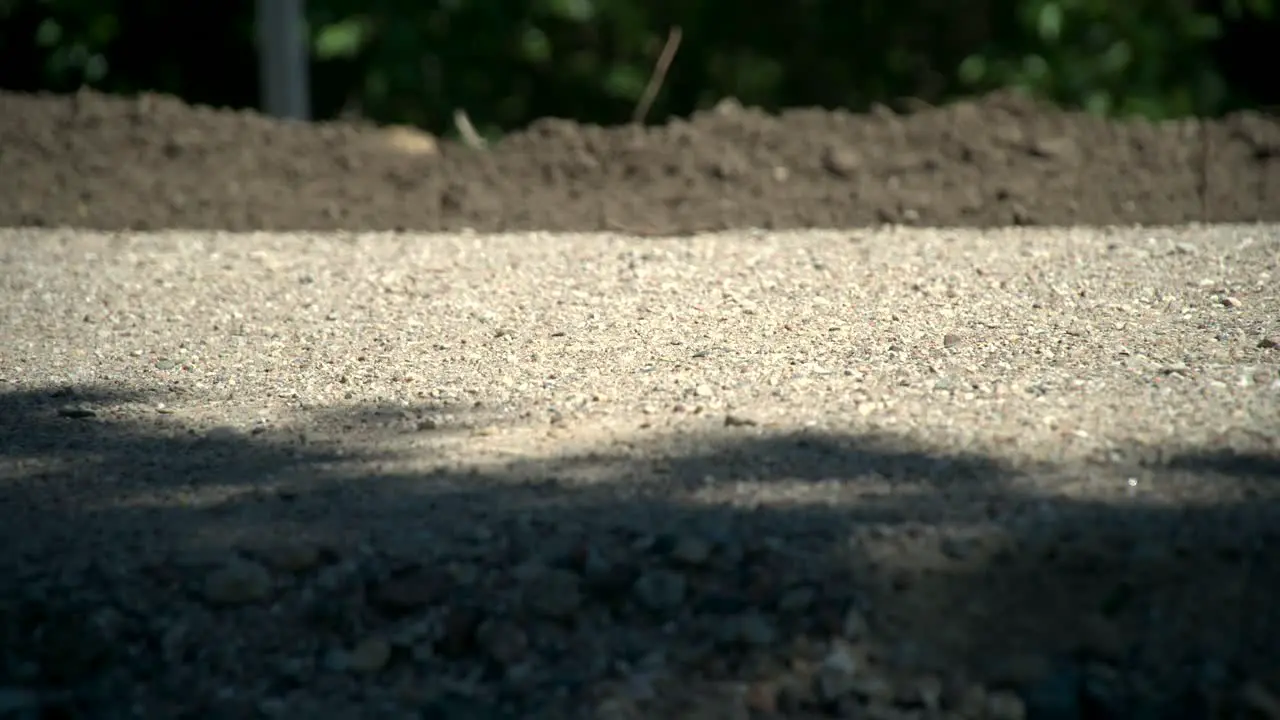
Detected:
left=0, top=0, right=1276, bottom=141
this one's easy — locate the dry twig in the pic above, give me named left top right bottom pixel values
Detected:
left=453, top=109, right=486, bottom=150
left=632, top=27, right=682, bottom=125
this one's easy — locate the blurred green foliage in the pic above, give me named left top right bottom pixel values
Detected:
left=0, top=0, right=1272, bottom=136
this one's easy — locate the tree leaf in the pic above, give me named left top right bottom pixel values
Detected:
left=315, top=18, right=370, bottom=60
left=1037, top=2, right=1063, bottom=42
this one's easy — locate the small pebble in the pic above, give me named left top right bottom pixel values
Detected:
left=669, top=536, right=713, bottom=566
left=987, top=690, right=1028, bottom=720
left=817, top=643, right=861, bottom=701
left=256, top=541, right=324, bottom=573
left=633, top=570, right=687, bottom=611
left=346, top=637, right=392, bottom=673
left=204, top=560, right=273, bottom=605
left=524, top=568, right=583, bottom=619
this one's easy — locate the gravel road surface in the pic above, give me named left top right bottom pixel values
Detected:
left=2, top=226, right=1278, bottom=719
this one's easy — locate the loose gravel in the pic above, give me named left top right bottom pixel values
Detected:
left=1, top=227, right=1278, bottom=719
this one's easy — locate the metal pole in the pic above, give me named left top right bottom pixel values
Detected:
left=256, top=0, right=311, bottom=120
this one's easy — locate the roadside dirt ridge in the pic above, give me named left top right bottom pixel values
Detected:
left=0, top=88, right=1277, bottom=232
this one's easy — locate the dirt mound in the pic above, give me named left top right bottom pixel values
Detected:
left=1, top=88, right=1276, bottom=232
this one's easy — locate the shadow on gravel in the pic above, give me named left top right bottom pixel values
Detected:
left=2, top=383, right=1277, bottom=718
left=1164, top=448, right=1280, bottom=479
